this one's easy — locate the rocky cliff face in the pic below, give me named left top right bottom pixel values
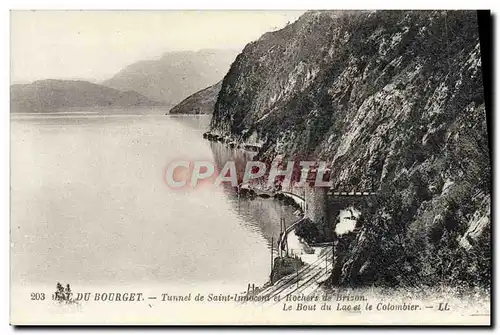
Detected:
left=210, top=11, right=490, bottom=288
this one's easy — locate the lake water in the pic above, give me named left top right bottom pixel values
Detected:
left=10, top=113, right=297, bottom=289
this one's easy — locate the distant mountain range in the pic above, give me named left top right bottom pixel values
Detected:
left=102, top=49, right=239, bottom=105
left=11, top=49, right=239, bottom=114
left=10, top=79, right=164, bottom=113
left=168, top=81, right=222, bottom=115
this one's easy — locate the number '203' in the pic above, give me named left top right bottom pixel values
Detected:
left=30, top=292, right=45, bottom=300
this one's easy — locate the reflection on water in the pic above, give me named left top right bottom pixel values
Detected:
left=169, top=114, right=212, bottom=133
left=209, top=141, right=297, bottom=248
left=10, top=113, right=295, bottom=288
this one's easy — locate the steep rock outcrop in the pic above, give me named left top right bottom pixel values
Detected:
left=168, top=81, right=222, bottom=114
left=209, top=11, right=490, bottom=287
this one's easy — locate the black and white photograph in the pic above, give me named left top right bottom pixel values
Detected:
left=8, top=8, right=492, bottom=326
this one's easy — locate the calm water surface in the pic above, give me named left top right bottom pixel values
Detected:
left=10, top=113, right=296, bottom=287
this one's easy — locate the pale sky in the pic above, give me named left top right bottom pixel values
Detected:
left=10, top=10, right=305, bottom=84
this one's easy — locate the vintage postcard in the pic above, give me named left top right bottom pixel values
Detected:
left=10, top=10, right=491, bottom=325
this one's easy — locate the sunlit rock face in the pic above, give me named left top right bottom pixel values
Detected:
left=210, top=10, right=490, bottom=287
